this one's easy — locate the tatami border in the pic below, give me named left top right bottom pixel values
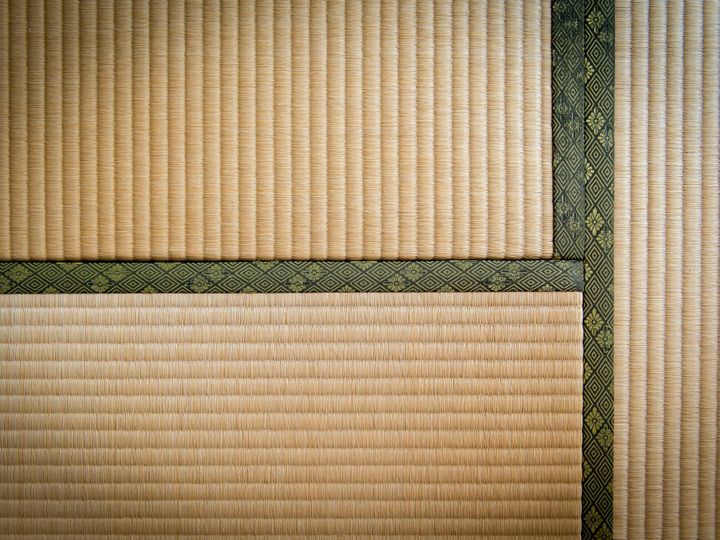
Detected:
left=0, top=259, right=583, bottom=294
left=581, top=0, right=614, bottom=536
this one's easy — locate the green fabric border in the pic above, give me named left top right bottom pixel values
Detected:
left=0, top=260, right=583, bottom=294
left=581, top=0, right=614, bottom=537
left=552, top=0, right=586, bottom=259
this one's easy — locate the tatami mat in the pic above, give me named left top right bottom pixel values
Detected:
left=614, top=0, right=719, bottom=537
left=0, top=292, right=583, bottom=536
left=0, top=0, right=552, bottom=261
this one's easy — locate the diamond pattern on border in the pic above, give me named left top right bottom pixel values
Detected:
left=582, top=0, right=614, bottom=536
left=552, top=0, right=586, bottom=259
left=0, top=260, right=583, bottom=294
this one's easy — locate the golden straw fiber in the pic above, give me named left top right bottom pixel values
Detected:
left=614, top=0, right=719, bottom=538
left=0, top=0, right=552, bottom=261
left=0, top=292, right=583, bottom=536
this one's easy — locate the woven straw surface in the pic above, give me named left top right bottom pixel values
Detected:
left=0, top=292, right=582, bottom=536
left=0, top=0, right=552, bottom=261
left=614, top=0, right=719, bottom=538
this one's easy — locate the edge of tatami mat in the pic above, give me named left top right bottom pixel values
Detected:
left=552, top=0, right=586, bottom=259
left=582, top=0, right=614, bottom=537
left=0, top=259, right=583, bottom=294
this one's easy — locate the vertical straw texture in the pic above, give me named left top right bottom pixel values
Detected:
left=614, top=0, right=719, bottom=538
left=0, top=0, right=552, bottom=261
left=0, top=292, right=583, bottom=536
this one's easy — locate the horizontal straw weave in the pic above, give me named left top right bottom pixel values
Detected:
left=614, top=0, right=719, bottom=538
left=0, top=0, right=552, bottom=261
left=0, top=292, right=583, bottom=536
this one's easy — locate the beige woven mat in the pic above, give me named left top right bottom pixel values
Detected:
left=614, top=0, right=719, bottom=537
left=0, top=0, right=552, bottom=261
left=0, top=292, right=582, bottom=536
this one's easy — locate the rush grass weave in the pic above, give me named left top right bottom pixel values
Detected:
left=0, top=292, right=583, bottom=536
left=0, top=0, right=552, bottom=261
left=614, top=0, right=719, bottom=538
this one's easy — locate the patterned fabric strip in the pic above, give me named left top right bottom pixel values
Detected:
left=582, top=0, right=614, bottom=537
left=552, top=0, right=586, bottom=259
left=0, top=260, right=583, bottom=294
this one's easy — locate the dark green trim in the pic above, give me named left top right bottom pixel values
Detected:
left=582, top=0, right=614, bottom=537
left=0, top=260, right=583, bottom=294
left=552, top=0, right=586, bottom=259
